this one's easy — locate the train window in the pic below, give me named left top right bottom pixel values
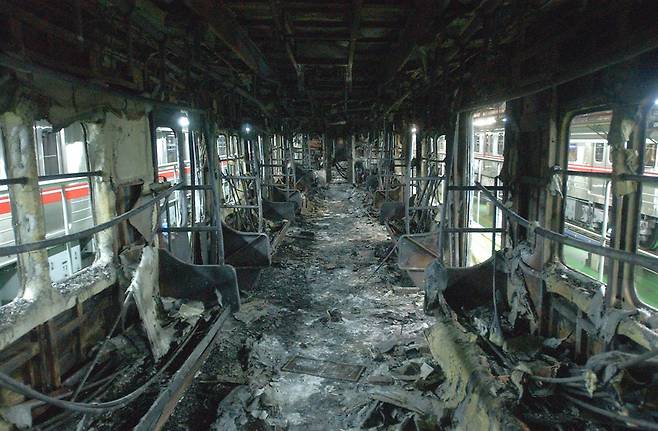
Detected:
left=645, top=142, right=656, bottom=167
left=568, top=144, right=578, bottom=162
left=156, top=128, right=179, bottom=170
left=228, top=135, right=239, bottom=159
left=189, top=131, right=205, bottom=224
left=217, top=134, right=228, bottom=160
left=35, top=122, right=96, bottom=283
left=497, top=132, right=504, bottom=155
left=469, top=102, right=506, bottom=264
left=37, top=121, right=61, bottom=175
left=634, top=106, right=658, bottom=308
left=437, top=135, right=446, bottom=155
left=594, top=142, right=605, bottom=162
left=562, top=110, right=612, bottom=284
left=155, top=127, right=186, bottom=230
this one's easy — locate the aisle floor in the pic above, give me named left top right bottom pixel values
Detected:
left=165, top=181, right=438, bottom=430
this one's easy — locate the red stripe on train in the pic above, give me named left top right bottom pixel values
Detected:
left=0, top=183, right=90, bottom=215
left=569, top=164, right=658, bottom=176
left=158, top=165, right=192, bottom=180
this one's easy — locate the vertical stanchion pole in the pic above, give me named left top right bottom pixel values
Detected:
left=165, top=194, right=172, bottom=253
left=438, top=113, right=459, bottom=262
left=251, top=138, right=264, bottom=233
left=205, top=117, right=225, bottom=265
left=404, top=130, right=412, bottom=235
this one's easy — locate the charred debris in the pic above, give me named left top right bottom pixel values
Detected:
left=1, top=0, right=658, bottom=430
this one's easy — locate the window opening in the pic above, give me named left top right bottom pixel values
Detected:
left=562, top=110, right=613, bottom=284
left=155, top=127, right=185, bottom=229
left=35, top=121, right=96, bottom=283
left=468, top=102, right=506, bottom=264
left=635, top=106, right=658, bottom=307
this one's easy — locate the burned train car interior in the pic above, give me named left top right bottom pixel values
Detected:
left=1, top=1, right=658, bottom=430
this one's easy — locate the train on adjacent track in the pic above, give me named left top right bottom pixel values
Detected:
left=0, top=121, right=95, bottom=302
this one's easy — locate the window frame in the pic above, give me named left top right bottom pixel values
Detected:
left=559, top=108, right=614, bottom=287
left=628, top=100, right=658, bottom=309
left=36, top=122, right=97, bottom=283
left=594, top=142, right=605, bottom=163
left=467, top=103, right=506, bottom=266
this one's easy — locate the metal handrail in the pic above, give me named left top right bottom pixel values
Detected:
left=556, top=168, right=658, bottom=184
left=0, top=171, right=104, bottom=187
left=474, top=181, right=658, bottom=273
left=0, top=182, right=184, bottom=257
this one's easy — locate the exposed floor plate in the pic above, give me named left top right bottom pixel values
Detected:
left=281, top=355, right=366, bottom=382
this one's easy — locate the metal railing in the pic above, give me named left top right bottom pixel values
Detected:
left=403, top=153, right=444, bottom=234
left=0, top=182, right=184, bottom=257
left=475, top=181, right=658, bottom=274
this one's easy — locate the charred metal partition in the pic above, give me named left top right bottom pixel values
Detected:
left=397, top=184, right=505, bottom=286
left=260, top=135, right=297, bottom=222
left=217, top=131, right=264, bottom=233
left=373, top=122, right=404, bottom=210
left=216, top=130, right=273, bottom=290
left=262, top=133, right=302, bottom=213
left=403, top=133, right=444, bottom=235
left=363, top=131, right=382, bottom=184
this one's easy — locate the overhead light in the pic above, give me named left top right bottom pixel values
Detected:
left=502, top=117, right=508, bottom=123
left=473, top=116, right=497, bottom=127
left=411, top=126, right=418, bottom=134
left=654, top=98, right=658, bottom=106
left=177, top=113, right=190, bottom=128
left=243, top=123, right=252, bottom=134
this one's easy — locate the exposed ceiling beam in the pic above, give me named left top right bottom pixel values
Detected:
left=225, top=1, right=404, bottom=14
left=296, top=57, right=349, bottom=66
left=378, top=0, right=449, bottom=87
left=184, top=0, right=273, bottom=80
left=269, top=0, right=303, bottom=91
left=345, top=0, right=363, bottom=93
left=239, top=18, right=401, bottom=29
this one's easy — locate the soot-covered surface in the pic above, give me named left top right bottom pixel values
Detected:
left=163, top=180, right=442, bottom=430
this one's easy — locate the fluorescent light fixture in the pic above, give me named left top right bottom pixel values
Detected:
left=472, top=116, right=496, bottom=127
left=177, top=114, right=190, bottom=128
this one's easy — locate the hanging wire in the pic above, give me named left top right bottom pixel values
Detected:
left=0, top=321, right=200, bottom=413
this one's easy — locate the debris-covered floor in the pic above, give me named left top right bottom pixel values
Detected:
left=6, top=179, right=658, bottom=431
left=162, top=180, right=442, bottom=430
